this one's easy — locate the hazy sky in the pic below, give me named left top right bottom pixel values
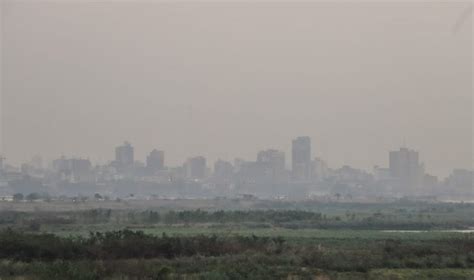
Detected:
left=1, top=1, right=472, bottom=177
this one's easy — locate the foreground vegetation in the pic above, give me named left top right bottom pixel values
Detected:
left=0, top=229, right=472, bottom=279
left=0, top=200, right=472, bottom=279
left=1, top=200, right=473, bottom=232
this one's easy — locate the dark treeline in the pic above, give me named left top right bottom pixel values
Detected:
left=0, top=229, right=284, bottom=261
left=0, top=229, right=472, bottom=267
left=0, top=229, right=472, bottom=279
left=0, top=209, right=321, bottom=224
left=0, top=208, right=472, bottom=230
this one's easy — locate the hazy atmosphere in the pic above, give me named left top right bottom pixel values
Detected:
left=1, top=1, right=472, bottom=177
left=0, top=2, right=473, bottom=279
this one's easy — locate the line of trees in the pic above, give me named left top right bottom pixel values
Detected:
left=0, top=208, right=472, bottom=230
left=0, top=229, right=283, bottom=261
left=0, top=229, right=472, bottom=269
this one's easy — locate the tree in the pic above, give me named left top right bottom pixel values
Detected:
left=26, top=193, right=40, bottom=202
left=13, top=193, right=24, bottom=202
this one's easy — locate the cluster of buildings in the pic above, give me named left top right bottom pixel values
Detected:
left=0, top=137, right=471, bottom=200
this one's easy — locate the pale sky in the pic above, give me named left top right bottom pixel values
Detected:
left=1, top=1, right=472, bottom=178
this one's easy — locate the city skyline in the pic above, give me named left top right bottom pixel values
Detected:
left=1, top=1, right=471, bottom=178
left=1, top=127, right=470, bottom=179
left=2, top=135, right=470, bottom=201
left=2, top=131, right=471, bottom=178
left=0, top=136, right=468, bottom=181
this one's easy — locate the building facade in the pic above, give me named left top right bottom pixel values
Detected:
left=115, top=141, right=134, bottom=168
left=185, top=156, right=207, bottom=180
left=292, top=136, right=311, bottom=181
left=146, top=149, right=165, bottom=173
left=389, top=147, right=423, bottom=193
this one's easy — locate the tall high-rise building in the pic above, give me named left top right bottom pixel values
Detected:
left=52, top=157, right=93, bottom=183
left=115, top=141, right=134, bottom=167
left=389, top=147, right=423, bottom=192
left=292, top=136, right=311, bottom=181
left=185, top=156, right=207, bottom=180
left=213, top=160, right=234, bottom=181
left=257, top=149, right=286, bottom=182
left=311, top=157, right=328, bottom=182
left=257, top=149, right=285, bottom=171
left=146, top=149, right=164, bottom=172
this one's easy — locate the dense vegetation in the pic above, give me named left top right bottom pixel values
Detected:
left=0, top=201, right=472, bottom=279
left=1, top=202, right=473, bottom=232
left=0, top=228, right=472, bottom=279
left=0, top=229, right=284, bottom=261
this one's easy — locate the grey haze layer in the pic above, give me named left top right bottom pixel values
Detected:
left=1, top=1, right=472, bottom=177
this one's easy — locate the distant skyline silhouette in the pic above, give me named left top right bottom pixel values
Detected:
left=1, top=1, right=472, bottom=177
